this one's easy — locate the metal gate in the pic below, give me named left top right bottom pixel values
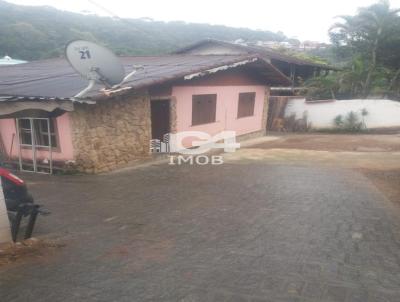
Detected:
left=15, top=118, right=53, bottom=174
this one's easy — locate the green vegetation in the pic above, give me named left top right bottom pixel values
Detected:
left=333, top=110, right=369, bottom=132
left=0, top=1, right=287, bottom=60
left=275, top=47, right=330, bottom=66
left=303, top=74, right=340, bottom=100
left=306, top=0, right=400, bottom=100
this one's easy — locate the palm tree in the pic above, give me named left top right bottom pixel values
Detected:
left=330, top=0, right=400, bottom=97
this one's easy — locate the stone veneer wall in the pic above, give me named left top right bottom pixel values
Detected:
left=69, top=93, right=151, bottom=173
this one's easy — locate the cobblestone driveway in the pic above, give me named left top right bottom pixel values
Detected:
left=1, top=160, right=400, bottom=301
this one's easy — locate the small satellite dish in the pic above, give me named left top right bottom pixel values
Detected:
left=65, top=40, right=142, bottom=98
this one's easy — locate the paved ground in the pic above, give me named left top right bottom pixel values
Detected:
left=253, top=133, right=400, bottom=152
left=1, top=134, right=400, bottom=301
left=234, top=133, right=400, bottom=205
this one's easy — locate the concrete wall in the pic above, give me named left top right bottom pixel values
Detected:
left=285, top=98, right=400, bottom=129
left=0, top=113, right=74, bottom=162
left=69, top=93, right=151, bottom=173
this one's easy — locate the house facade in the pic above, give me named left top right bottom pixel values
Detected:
left=0, top=54, right=290, bottom=173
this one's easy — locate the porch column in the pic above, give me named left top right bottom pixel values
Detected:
left=262, top=87, right=271, bottom=134
left=169, top=96, right=177, bottom=133
left=289, top=64, right=295, bottom=86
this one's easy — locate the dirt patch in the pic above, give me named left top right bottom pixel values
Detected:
left=361, top=169, right=400, bottom=205
left=253, top=134, right=400, bottom=152
left=0, top=238, right=64, bottom=267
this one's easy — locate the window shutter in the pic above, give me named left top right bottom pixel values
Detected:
left=237, top=92, right=256, bottom=118
left=192, top=94, right=217, bottom=125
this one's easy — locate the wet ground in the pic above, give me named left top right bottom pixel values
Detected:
left=238, top=133, right=400, bottom=205
left=1, top=134, right=400, bottom=301
left=253, top=133, right=400, bottom=152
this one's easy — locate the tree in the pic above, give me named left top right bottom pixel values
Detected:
left=0, top=0, right=288, bottom=60
left=329, top=0, right=400, bottom=97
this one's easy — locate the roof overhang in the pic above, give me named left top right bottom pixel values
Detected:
left=174, top=39, right=340, bottom=71
left=0, top=97, right=74, bottom=118
left=0, top=54, right=292, bottom=103
left=184, top=58, right=259, bottom=80
left=94, top=55, right=291, bottom=100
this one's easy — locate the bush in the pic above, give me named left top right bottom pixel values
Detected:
left=332, top=110, right=368, bottom=132
left=333, top=115, right=344, bottom=128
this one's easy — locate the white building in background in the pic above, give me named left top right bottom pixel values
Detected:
left=285, top=98, right=400, bottom=129
left=0, top=55, right=27, bottom=66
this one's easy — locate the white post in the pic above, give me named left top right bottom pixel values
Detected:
left=0, top=178, right=12, bottom=243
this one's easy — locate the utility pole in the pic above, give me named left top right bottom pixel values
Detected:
left=0, top=178, right=12, bottom=243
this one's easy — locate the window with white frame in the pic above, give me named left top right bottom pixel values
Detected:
left=17, top=118, right=58, bottom=148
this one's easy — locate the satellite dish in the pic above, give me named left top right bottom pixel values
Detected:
left=65, top=40, right=142, bottom=98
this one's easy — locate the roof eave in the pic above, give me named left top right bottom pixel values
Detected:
left=93, top=55, right=292, bottom=100
left=174, top=39, right=339, bottom=71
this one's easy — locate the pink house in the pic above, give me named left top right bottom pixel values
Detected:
left=0, top=52, right=290, bottom=173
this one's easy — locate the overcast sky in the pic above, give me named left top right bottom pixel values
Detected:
left=7, top=0, right=400, bottom=42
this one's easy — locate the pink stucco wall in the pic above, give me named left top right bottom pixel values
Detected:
left=0, top=113, right=74, bottom=162
left=172, top=84, right=266, bottom=139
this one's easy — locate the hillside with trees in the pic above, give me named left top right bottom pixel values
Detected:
left=0, top=0, right=288, bottom=60
left=306, top=0, right=400, bottom=100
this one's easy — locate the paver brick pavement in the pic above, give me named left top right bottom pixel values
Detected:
left=1, top=162, right=400, bottom=301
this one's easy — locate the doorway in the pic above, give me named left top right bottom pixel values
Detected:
left=151, top=100, right=170, bottom=140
